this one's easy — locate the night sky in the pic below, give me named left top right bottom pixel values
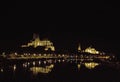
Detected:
left=0, top=1, right=119, bottom=56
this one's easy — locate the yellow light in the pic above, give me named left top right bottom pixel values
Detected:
left=21, top=34, right=55, bottom=51
left=84, top=62, right=99, bottom=69
left=85, top=47, right=99, bottom=54
left=77, top=64, right=81, bottom=69
left=30, top=64, right=54, bottom=75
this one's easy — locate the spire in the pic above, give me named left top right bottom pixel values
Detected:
left=78, top=43, right=81, bottom=51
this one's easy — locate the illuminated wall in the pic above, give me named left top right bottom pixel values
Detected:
left=21, top=34, right=55, bottom=51
left=84, top=47, right=99, bottom=54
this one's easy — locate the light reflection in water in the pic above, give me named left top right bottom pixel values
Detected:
left=0, top=68, right=3, bottom=72
left=77, top=62, right=99, bottom=69
left=13, top=64, right=16, bottom=71
left=27, top=62, right=30, bottom=65
left=23, top=63, right=27, bottom=68
left=1, top=59, right=101, bottom=75
left=84, top=62, right=99, bottom=69
left=38, top=61, right=41, bottom=65
left=58, top=59, right=61, bottom=63
left=77, top=64, right=81, bottom=69
left=30, top=64, right=54, bottom=75
left=43, top=61, right=46, bottom=64
left=33, top=61, right=36, bottom=66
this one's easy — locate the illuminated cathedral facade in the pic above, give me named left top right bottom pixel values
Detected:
left=78, top=44, right=100, bottom=54
left=21, top=33, right=55, bottom=51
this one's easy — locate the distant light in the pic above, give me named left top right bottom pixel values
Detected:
left=1, top=69, right=3, bottom=72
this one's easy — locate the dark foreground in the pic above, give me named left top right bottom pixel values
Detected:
left=0, top=59, right=120, bottom=82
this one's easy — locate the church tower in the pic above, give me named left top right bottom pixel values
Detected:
left=78, top=43, right=81, bottom=52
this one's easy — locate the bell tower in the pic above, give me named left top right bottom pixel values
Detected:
left=78, top=43, right=81, bottom=52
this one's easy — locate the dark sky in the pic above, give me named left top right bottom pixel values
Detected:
left=0, top=1, right=119, bottom=55
left=0, top=23, right=119, bottom=53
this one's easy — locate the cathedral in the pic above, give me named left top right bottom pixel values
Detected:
left=21, top=33, right=55, bottom=51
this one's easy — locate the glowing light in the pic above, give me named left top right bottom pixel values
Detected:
left=43, top=61, right=46, bottom=64
left=14, top=52, right=17, bottom=55
left=84, top=47, right=99, bottom=54
left=39, top=61, right=41, bottom=65
left=30, top=64, right=54, bottom=75
left=78, top=44, right=81, bottom=51
left=58, top=59, right=61, bottom=63
left=30, top=67, right=51, bottom=75
left=77, top=64, right=81, bottom=69
left=33, top=61, right=36, bottom=66
left=23, top=63, right=27, bottom=68
left=46, top=64, right=54, bottom=69
left=62, top=54, right=65, bottom=57
left=13, top=65, right=16, bottom=71
left=0, top=68, right=3, bottom=72
left=84, top=62, right=99, bottom=69
left=33, top=54, right=36, bottom=56
left=27, top=62, right=30, bottom=65
left=21, top=33, right=55, bottom=51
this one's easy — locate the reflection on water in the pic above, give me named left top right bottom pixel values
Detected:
left=77, top=62, right=99, bottom=69
left=21, top=60, right=55, bottom=75
left=30, top=64, right=54, bottom=75
left=33, top=61, right=36, bottom=66
left=0, top=68, right=3, bottom=72
left=84, top=62, right=99, bottom=69
left=77, top=64, right=81, bottom=69
left=13, top=64, right=16, bottom=71
left=0, top=59, right=101, bottom=75
left=38, top=61, right=41, bottom=64
left=0, top=59, right=120, bottom=82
